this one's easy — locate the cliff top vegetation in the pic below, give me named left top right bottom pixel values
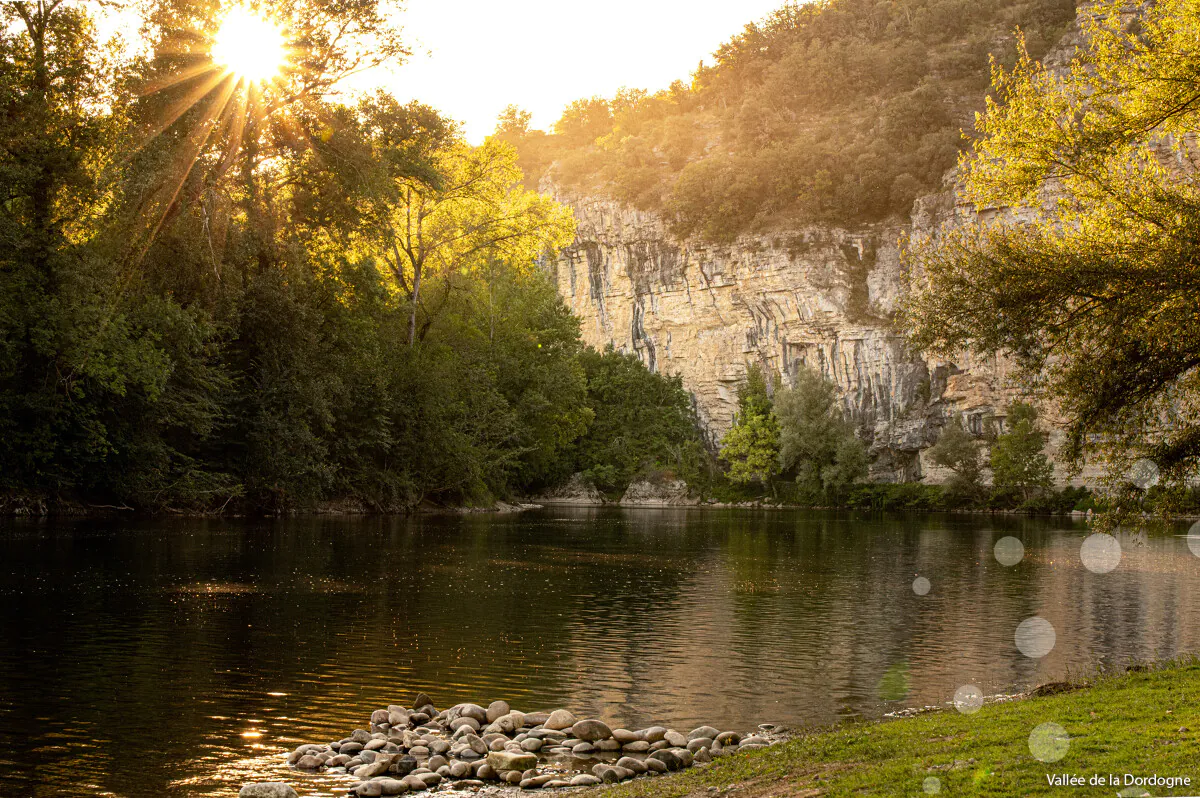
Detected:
left=501, top=0, right=1077, bottom=241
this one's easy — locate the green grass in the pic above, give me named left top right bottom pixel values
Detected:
left=592, top=661, right=1200, bottom=796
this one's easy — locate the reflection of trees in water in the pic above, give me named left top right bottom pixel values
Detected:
left=1, top=511, right=1198, bottom=797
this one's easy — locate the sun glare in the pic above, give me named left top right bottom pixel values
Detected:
left=211, top=7, right=285, bottom=84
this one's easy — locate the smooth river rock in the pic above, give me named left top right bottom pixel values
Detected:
left=487, top=750, right=538, bottom=772
left=486, top=700, right=510, bottom=723
left=570, top=719, right=612, bottom=742
left=543, top=709, right=576, bottom=730
left=240, top=785, right=298, bottom=798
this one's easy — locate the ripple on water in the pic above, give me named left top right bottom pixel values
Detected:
left=0, top=511, right=1196, bottom=796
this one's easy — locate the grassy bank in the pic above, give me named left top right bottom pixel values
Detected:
left=594, top=662, right=1200, bottom=797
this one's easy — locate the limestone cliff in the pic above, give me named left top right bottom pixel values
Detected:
left=550, top=189, right=987, bottom=482
left=545, top=13, right=1106, bottom=485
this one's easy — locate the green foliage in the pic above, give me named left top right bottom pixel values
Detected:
left=774, top=367, right=868, bottom=499
left=569, top=346, right=705, bottom=494
left=719, top=367, right=781, bottom=487
left=902, top=0, right=1200, bottom=487
left=928, top=417, right=985, bottom=498
left=989, top=402, right=1054, bottom=500
left=0, top=0, right=599, bottom=513
left=506, top=0, right=1076, bottom=239
left=847, top=482, right=947, bottom=512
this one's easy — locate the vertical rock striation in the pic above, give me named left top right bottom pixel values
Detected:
left=546, top=13, right=1111, bottom=484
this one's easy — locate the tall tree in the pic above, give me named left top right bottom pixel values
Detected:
left=990, top=402, right=1054, bottom=500
left=903, top=0, right=1200, bottom=486
left=774, top=367, right=867, bottom=497
left=928, top=417, right=984, bottom=497
left=720, top=366, right=780, bottom=488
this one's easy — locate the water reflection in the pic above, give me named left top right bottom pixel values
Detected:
left=0, top=509, right=1196, bottom=796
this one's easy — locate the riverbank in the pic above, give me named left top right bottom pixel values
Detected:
left=585, top=660, right=1200, bottom=797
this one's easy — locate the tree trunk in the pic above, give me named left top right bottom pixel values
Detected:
left=407, top=262, right=422, bottom=347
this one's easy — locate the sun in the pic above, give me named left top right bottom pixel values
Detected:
left=211, top=6, right=286, bottom=84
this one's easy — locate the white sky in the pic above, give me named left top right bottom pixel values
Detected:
left=371, top=0, right=787, bottom=142
left=88, top=0, right=789, bottom=142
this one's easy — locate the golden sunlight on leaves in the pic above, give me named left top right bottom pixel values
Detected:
left=211, top=6, right=286, bottom=84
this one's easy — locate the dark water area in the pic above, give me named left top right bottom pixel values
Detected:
left=1, top=508, right=1197, bottom=797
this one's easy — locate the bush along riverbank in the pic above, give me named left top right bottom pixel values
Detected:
left=258, top=695, right=784, bottom=797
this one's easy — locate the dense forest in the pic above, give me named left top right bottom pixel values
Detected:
left=501, top=0, right=1077, bottom=241
left=0, top=0, right=704, bottom=513
left=5, top=0, right=1195, bottom=516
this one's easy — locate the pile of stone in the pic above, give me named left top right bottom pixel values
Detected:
left=283, top=692, right=781, bottom=796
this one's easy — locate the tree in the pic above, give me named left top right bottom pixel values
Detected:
left=571, top=346, right=703, bottom=493
left=990, top=402, right=1053, bottom=500
left=351, top=127, right=575, bottom=346
left=903, top=0, right=1200, bottom=484
left=774, top=367, right=867, bottom=498
left=720, top=367, right=780, bottom=488
left=928, top=417, right=984, bottom=497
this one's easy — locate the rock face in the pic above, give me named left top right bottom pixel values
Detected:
left=535, top=472, right=605, bottom=504
left=550, top=190, right=974, bottom=481
left=620, top=476, right=696, bottom=507
left=546, top=13, right=1109, bottom=485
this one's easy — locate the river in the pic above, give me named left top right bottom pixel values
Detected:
left=1, top=508, right=1196, bottom=796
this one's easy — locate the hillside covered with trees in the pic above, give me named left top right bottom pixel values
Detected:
left=501, top=0, right=1077, bottom=241
left=0, top=0, right=704, bottom=513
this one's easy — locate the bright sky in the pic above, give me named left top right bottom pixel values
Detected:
left=374, top=0, right=787, bottom=142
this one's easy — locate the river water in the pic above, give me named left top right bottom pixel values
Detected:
left=1, top=508, right=1197, bottom=796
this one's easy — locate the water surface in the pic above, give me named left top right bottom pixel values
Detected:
left=1, top=508, right=1196, bottom=797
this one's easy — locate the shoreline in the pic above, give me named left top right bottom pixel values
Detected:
left=576, top=659, right=1200, bottom=798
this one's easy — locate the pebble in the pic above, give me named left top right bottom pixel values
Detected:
left=612, top=728, right=641, bottom=744
left=543, top=710, right=576, bottom=730
left=275, top=692, right=782, bottom=796
left=487, top=701, right=510, bottom=723
left=642, top=726, right=668, bottom=742
left=571, top=719, right=612, bottom=742
left=649, top=749, right=684, bottom=770
left=240, top=785, right=298, bottom=798
left=487, top=750, right=538, bottom=772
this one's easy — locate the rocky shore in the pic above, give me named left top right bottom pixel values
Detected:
left=243, top=693, right=783, bottom=797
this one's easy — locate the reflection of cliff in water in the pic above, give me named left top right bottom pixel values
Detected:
left=0, top=510, right=1197, bottom=797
